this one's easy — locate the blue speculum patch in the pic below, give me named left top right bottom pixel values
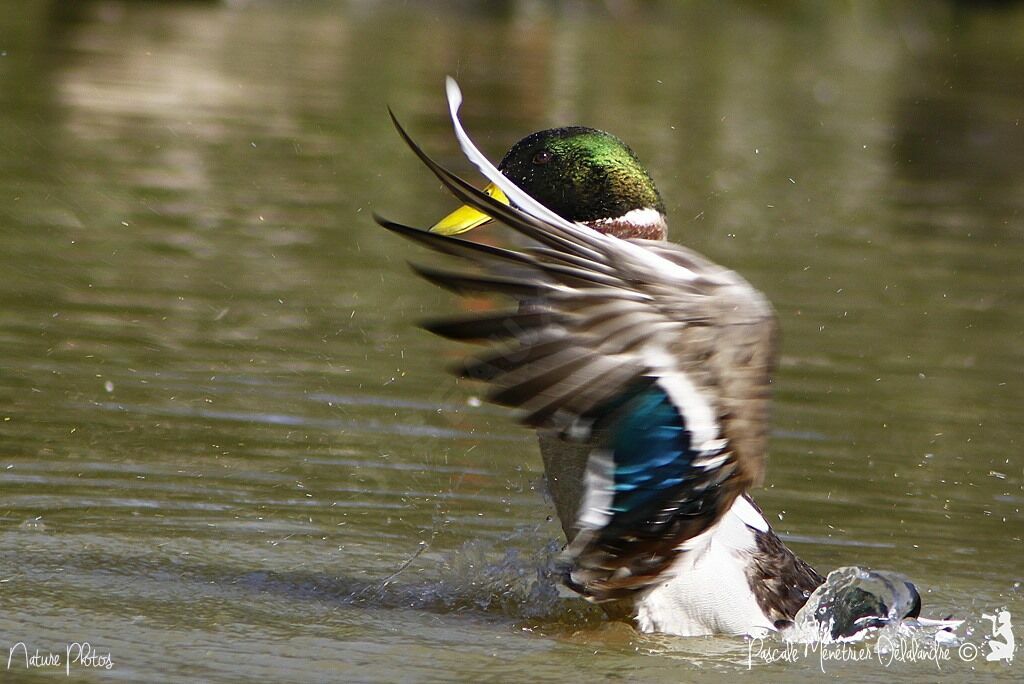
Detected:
left=605, top=383, right=694, bottom=517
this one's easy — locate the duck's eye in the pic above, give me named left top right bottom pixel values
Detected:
left=532, top=150, right=553, bottom=165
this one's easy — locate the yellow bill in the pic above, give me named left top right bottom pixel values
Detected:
left=430, top=182, right=510, bottom=235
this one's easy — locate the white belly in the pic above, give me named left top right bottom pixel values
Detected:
left=635, top=497, right=776, bottom=637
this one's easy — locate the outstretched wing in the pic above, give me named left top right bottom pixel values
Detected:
left=377, top=80, right=777, bottom=602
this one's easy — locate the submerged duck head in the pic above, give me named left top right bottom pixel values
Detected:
left=431, top=126, right=668, bottom=240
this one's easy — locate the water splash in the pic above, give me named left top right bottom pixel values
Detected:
left=355, top=529, right=605, bottom=629
left=787, top=566, right=961, bottom=644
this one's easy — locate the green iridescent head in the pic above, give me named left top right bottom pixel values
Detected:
left=431, top=126, right=667, bottom=239
left=497, top=126, right=665, bottom=223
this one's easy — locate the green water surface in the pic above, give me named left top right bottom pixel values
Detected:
left=0, top=1, right=1021, bottom=682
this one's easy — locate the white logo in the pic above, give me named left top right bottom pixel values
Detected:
left=982, top=611, right=1015, bottom=663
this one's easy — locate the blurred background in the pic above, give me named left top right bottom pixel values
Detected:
left=0, top=1, right=1021, bottom=681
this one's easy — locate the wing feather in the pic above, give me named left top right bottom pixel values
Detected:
left=378, top=80, right=778, bottom=601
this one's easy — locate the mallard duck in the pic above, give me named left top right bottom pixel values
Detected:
left=376, top=78, right=920, bottom=638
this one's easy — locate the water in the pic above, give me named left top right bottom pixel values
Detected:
left=790, top=566, right=929, bottom=641
left=1, top=1, right=1021, bottom=681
